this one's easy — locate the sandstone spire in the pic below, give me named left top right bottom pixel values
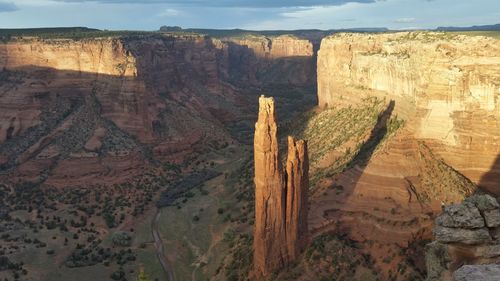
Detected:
left=253, top=95, right=309, bottom=278
left=285, top=136, right=309, bottom=261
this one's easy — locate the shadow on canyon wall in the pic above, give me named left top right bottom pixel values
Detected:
left=220, top=40, right=318, bottom=144
left=326, top=99, right=396, bottom=198
left=0, top=66, right=156, bottom=185
left=478, top=154, right=500, bottom=196
left=308, top=99, right=396, bottom=236
left=224, top=41, right=317, bottom=87
left=348, top=100, right=395, bottom=170
left=0, top=35, right=319, bottom=184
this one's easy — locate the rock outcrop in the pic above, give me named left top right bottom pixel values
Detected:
left=426, top=194, right=500, bottom=280
left=253, top=95, right=309, bottom=278
left=453, top=264, right=500, bottom=281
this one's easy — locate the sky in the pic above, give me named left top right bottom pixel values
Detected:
left=0, top=0, right=499, bottom=31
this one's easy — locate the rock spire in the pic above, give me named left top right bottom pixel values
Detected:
left=253, top=95, right=309, bottom=278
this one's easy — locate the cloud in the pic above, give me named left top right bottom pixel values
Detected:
left=158, top=8, right=179, bottom=17
left=0, top=1, right=18, bottom=12
left=394, top=17, right=415, bottom=23
left=52, top=0, right=376, bottom=8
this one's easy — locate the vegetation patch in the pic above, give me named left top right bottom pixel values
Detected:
left=157, top=169, right=221, bottom=207
left=284, top=97, right=405, bottom=188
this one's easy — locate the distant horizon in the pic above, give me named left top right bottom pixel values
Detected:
left=0, top=0, right=499, bottom=31
left=1, top=22, right=499, bottom=33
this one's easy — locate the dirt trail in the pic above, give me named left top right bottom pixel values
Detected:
left=152, top=209, right=175, bottom=281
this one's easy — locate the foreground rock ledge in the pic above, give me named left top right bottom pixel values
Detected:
left=253, top=95, right=309, bottom=278
left=426, top=194, right=500, bottom=280
left=454, top=265, right=500, bottom=281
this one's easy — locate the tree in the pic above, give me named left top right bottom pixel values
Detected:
left=138, top=266, right=151, bottom=281
left=111, top=231, right=132, bottom=247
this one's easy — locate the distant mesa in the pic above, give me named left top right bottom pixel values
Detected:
left=159, top=25, right=183, bottom=32
left=436, top=23, right=500, bottom=31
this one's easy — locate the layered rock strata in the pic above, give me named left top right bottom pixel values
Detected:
left=426, top=194, right=500, bottom=280
left=253, top=95, right=309, bottom=277
left=0, top=34, right=316, bottom=186
left=0, top=35, right=233, bottom=185
left=313, top=32, right=499, bottom=279
left=221, top=35, right=315, bottom=86
left=317, top=32, right=500, bottom=194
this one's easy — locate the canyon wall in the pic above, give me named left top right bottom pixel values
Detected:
left=253, top=96, right=309, bottom=277
left=317, top=32, right=500, bottom=194
left=0, top=34, right=316, bottom=186
left=308, top=32, right=500, bottom=279
left=221, top=35, right=316, bottom=86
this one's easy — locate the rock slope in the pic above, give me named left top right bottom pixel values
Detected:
left=253, top=96, right=309, bottom=278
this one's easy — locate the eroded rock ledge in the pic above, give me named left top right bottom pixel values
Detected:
left=253, top=95, right=309, bottom=278
left=453, top=264, right=500, bottom=281
left=426, top=194, right=500, bottom=280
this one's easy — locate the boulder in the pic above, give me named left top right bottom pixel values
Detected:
left=454, top=264, right=500, bottom=281
left=484, top=209, right=500, bottom=228
left=436, top=202, right=484, bottom=228
left=490, top=227, right=500, bottom=240
left=434, top=226, right=491, bottom=245
left=466, top=194, right=500, bottom=212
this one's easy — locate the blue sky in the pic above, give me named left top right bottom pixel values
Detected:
left=0, top=0, right=499, bottom=30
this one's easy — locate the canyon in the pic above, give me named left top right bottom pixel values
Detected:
left=0, top=34, right=315, bottom=186
left=0, top=29, right=499, bottom=281
left=0, top=32, right=316, bottom=281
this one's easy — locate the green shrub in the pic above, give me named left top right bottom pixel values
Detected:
left=111, top=231, right=132, bottom=247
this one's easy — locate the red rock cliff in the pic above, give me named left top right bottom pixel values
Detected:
left=0, top=34, right=316, bottom=186
left=317, top=32, right=500, bottom=194
left=253, top=95, right=309, bottom=278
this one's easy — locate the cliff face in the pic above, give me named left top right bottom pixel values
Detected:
left=222, top=35, right=316, bottom=86
left=317, top=32, right=500, bottom=194
left=0, top=34, right=316, bottom=186
left=227, top=35, right=314, bottom=59
left=308, top=32, right=500, bottom=279
left=0, top=39, right=137, bottom=76
left=0, top=36, right=231, bottom=185
left=253, top=96, right=309, bottom=277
